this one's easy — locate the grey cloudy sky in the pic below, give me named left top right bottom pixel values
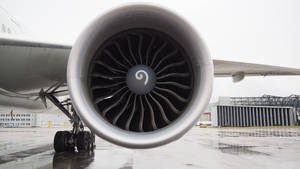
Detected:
left=1, top=0, right=300, bottom=102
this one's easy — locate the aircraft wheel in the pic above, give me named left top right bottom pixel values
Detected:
left=90, top=132, right=96, bottom=151
left=77, top=131, right=91, bottom=152
left=65, top=132, right=75, bottom=152
left=54, top=131, right=69, bottom=152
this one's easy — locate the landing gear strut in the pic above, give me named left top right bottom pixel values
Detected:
left=39, top=87, right=95, bottom=152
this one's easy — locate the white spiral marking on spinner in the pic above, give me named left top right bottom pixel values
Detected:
left=135, top=70, right=149, bottom=85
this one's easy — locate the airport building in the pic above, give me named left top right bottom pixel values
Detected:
left=0, top=112, right=35, bottom=127
left=0, top=109, right=71, bottom=128
left=211, top=95, right=300, bottom=127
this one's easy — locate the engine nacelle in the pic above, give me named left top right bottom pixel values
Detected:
left=67, top=4, right=213, bottom=148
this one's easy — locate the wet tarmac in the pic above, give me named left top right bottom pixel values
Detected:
left=0, top=127, right=299, bottom=169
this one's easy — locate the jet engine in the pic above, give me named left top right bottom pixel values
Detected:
left=67, top=4, right=213, bottom=148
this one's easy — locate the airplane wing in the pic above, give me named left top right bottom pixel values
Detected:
left=0, top=35, right=71, bottom=93
left=0, top=35, right=71, bottom=110
left=213, top=59, right=300, bottom=82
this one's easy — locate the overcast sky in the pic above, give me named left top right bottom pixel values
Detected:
left=1, top=0, right=300, bottom=102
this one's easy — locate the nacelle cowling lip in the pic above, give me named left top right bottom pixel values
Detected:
left=67, top=4, right=213, bottom=148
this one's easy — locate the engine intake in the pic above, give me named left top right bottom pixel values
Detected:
left=68, top=4, right=213, bottom=148
left=89, top=28, right=193, bottom=132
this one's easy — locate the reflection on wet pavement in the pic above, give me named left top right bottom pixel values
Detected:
left=0, top=127, right=299, bottom=169
left=216, top=143, right=270, bottom=156
left=52, top=152, right=95, bottom=169
left=0, top=144, right=52, bottom=164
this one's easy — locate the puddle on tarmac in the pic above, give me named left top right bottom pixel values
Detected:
left=119, top=157, right=133, bottom=169
left=216, top=143, right=270, bottom=156
left=0, top=144, right=53, bottom=164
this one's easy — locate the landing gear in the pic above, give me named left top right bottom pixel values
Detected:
left=38, top=86, right=95, bottom=153
left=53, top=130, right=95, bottom=153
left=52, top=110, right=95, bottom=153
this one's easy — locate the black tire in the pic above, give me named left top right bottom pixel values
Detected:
left=54, top=131, right=68, bottom=152
left=91, top=133, right=96, bottom=151
left=65, top=132, right=75, bottom=152
left=90, top=142, right=95, bottom=152
left=77, top=131, right=91, bottom=152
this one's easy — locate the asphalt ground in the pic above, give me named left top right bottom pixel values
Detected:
left=0, top=127, right=299, bottom=169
